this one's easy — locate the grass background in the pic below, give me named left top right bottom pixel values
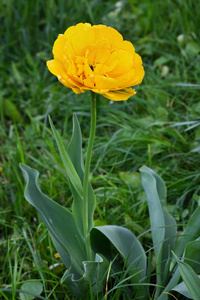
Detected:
left=1, top=0, right=200, bottom=299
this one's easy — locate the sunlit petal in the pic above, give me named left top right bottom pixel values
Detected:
left=103, top=88, right=136, bottom=101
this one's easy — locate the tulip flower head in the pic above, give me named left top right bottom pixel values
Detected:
left=47, top=23, right=145, bottom=101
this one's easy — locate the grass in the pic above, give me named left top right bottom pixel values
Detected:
left=1, top=0, right=200, bottom=299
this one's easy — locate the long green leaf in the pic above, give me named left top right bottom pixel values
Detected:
left=91, top=225, right=147, bottom=280
left=142, top=166, right=167, bottom=207
left=48, top=116, right=83, bottom=199
left=160, top=210, right=177, bottom=284
left=140, top=167, right=177, bottom=255
left=20, top=164, right=86, bottom=275
left=172, top=252, right=200, bottom=300
left=67, top=114, right=84, bottom=236
left=140, top=166, right=177, bottom=297
left=67, top=114, right=95, bottom=234
left=140, top=166, right=165, bottom=261
left=170, top=205, right=200, bottom=271
left=68, top=113, right=84, bottom=178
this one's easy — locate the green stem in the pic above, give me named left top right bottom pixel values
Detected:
left=83, top=91, right=96, bottom=260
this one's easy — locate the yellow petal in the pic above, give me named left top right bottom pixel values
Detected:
left=121, top=40, right=135, bottom=53
left=65, top=24, right=95, bottom=56
left=94, top=40, right=111, bottom=64
left=46, top=60, right=72, bottom=88
left=103, top=88, right=136, bottom=101
left=93, top=25, right=123, bottom=49
left=94, top=74, right=119, bottom=89
left=133, top=53, right=143, bottom=68
left=83, top=78, right=95, bottom=88
left=114, top=67, right=144, bottom=87
left=108, top=49, right=133, bottom=76
left=91, top=88, right=109, bottom=94
left=66, top=59, right=77, bottom=77
left=84, top=62, right=94, bottom=78
left=94, top=63, right=109, bottom=75
left=52, top=34, right=67, bottom=62
left=64, top=23, right=91, bottom=39
left=46, top=59, right=67, bottom=79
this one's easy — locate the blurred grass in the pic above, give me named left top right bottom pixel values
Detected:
left=1, top=0, right=200, bottom=298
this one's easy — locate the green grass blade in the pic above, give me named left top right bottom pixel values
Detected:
left=23, top=228, right=46, bottom=281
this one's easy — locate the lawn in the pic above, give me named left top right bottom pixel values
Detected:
left=1, top=0, right=200, bottom=299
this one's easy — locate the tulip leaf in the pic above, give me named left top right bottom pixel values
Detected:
left=140, top=165, right=177, bottom=297
left=140, top=166, right=165, bottom=261
left=61, top=254, right=109, bottom=297
left=91, top=225, right=147, bottom=281
left=50, top=234, right=80, bottom=278
left=67, top=114, right=95, bottom=234
left=68, top=113, right=84, bottom=178
left=20, top=164, right=86, bottom=275
left=163, top=210, right=177, bottom=251
left=20, top=281, right=43, bottom=300
left=48, top=116, right=83, bottom=199
left=172, top=252, right=200, bottom=300
left=170, top=205, right=200, bottom=271
left=184, top=240, right=200, bottom=274
left=158, top=239, right=200, bottom=300
left=67, top=114, right=84, bottom=236
left=160, top=210, right=177, bottom=278
left=172, top=278, right=200, bottom=299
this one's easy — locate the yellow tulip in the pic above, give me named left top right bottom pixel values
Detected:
left=47, top=23, right=145, bottom=101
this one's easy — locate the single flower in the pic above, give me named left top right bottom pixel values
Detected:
left=47, top=23, right=145, bottom=101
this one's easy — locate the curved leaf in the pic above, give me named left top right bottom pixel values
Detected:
left=20, top=163, right=86, bottom=275
left=142, top=166, right=167, bottom=207
left=20, top=281, right=43, bottom=300
left=91, top=225, right=146, bottom=280
left=61, top=254, right=109, bottom=297
left=172, top=280, right=196, bottom=299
